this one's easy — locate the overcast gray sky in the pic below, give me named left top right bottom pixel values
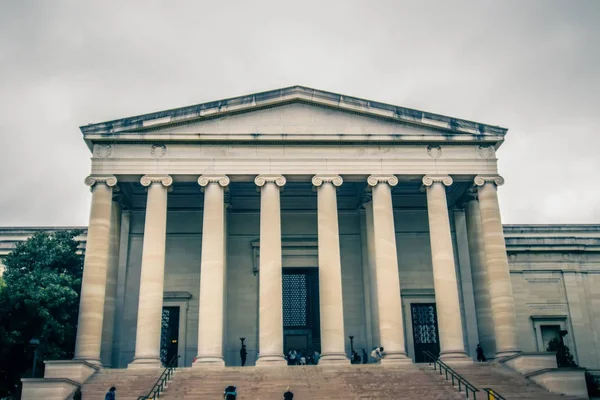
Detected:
left=1, top=0, right=599, bottom=226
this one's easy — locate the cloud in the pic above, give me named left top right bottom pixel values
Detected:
left=0, top=0, right=598, bottom=224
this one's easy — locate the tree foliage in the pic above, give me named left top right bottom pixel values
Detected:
left=547, top=337, right=578, bottom=368
left=0, top=230, right=83, bottom=398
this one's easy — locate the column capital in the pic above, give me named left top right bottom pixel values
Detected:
left=360, top=191, right=373, bottom=208
left=85, top=175, right=117, bottom=188
left=422, top=175, right=453, bottom=187
left=140, top=175, right=173, bottom=187
left=474, top=175, right=505, bottom=187
left=198, top=174, right=230, bottom=187
left=367, top=175, right=398, bottom=187
left=254, top=174, right=286, bottom=187
left=312, top=175, right=343, bottom=187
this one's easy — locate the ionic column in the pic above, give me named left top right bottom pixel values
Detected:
left=129, top=175, right=172, bottom=368
left=74, top=175, right=117, bottom=364
left=312, top=175, right=349, bottom=364
left=474, top=175, right=519, bottom=357
left=194, top=175, right=230, bottom=367
left=255, top=174, right=287, bottom=365
left=464, top=196, right=496, bottom=358
left=367, top=175, right=409, bottom=363
left=422, top=175, right=468, bottom=360
left=100, top=199, right=122, bottom=366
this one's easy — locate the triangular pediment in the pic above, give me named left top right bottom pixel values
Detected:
left=81, top=86, right=506, bottom=146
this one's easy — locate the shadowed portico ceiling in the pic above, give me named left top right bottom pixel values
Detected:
left=80, top=85, right=507, bottom=148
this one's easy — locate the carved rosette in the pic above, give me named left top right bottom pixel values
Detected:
left=198, top=175, right=230, bottom=188
left=93, top=144, right=112, bottom=158
left=366, top=175, right=398, bottom=187
left=478, top=146, right=495, bottom=159
left=427, top=145, right=443, bottom=159
left=84, top=175, right=118, bottom=188
left=150, top=144, right=167, bottom=158
left=140, top=175, right=173, bottom=187
left=311, top=175, right=343, bottom=187
left=474, top=175, right=505, bottom=187
left=422, top=175, right=453, bottom=187
left=254, top=174, right=286, bottom=187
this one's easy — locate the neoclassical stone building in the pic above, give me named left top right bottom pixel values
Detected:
left=5, top=87, right=600, bottom=377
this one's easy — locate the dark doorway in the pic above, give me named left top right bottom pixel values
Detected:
left=282, top=268, right=321, bottom=354
left=411, top=303, right=440, bottom=363
left=160, top=306, right=180, bottom=366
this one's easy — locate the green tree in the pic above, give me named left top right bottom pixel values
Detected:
left=0, top=230, right=83, bottom=398
left=547, top=337, right=578, bottom=368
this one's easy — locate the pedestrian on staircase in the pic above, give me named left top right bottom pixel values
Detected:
left=284, top=386, right=294, bottom=400
left=105, top=386, right=116, bottom=400
left=476, top=344, right=486, bottom=362
left=240, top=344, right=247, bottom=366
left=224, top=385, right=237, bottom=400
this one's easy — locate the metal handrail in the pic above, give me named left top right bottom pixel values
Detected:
left=137, top=355, right=179, bottom=400
left=482, top=388, right=506, bottom=400
left=423, top=350, right=479, bottom=399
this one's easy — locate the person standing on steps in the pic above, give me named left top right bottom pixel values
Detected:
left=284, top=386, right=294, bottom=400
left=476, top=344, right=486, bottom=362
left=362, top=349, right=368, bottom=364
left=105, top=386, right=116, bottom=400
left=240, top=344, right=247, bottom=366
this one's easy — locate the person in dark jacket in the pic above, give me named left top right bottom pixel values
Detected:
left=224, top=385, right=237, bottom=399
left=476, top=344, right=486, bottom=362
left=105, top=386, right=116, bottom=400
left=240, top=344, right=247, bottom=366
left=284, top=386, right=294, bottom=400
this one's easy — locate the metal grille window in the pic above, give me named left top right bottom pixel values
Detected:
left=282, top=274, right=308, bottom=327
left=412, top=304, right=438, bottom=344
left=160, top=309, right=171, bottom=365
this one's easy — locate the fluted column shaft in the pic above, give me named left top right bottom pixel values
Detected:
left=313, top=175, right=349, bottom=364
left=367, top=175, right=409, bottom=363
left=255, top=175, right=287, bottom=365
left=100, top=200, right=122, bottom=366
left=475, top=175, right=519, bottom=357
left=74, top=176, right=117, bottom=364
left=194, top=175, right=230, bottom=367
left=129, top=175, right=172, bottom=368
left=423, top=175, right=468, bottom=360
left=464, top=197, right=496, bottom=358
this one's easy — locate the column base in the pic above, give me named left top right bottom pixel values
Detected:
left=193, top=356, right=225, bottom=368
left=495, top=349, right=521, bottom=360
left=318, top=352, right=349, bottom=365
left=380, top=351, right=411, bottom=364
left=439, top=350, right=470, bottom=362
left=127, top=357, right=162, bottom=369
left=73, top=357, right=102, bottom=367
left=255, top=354, right=287, bottom=366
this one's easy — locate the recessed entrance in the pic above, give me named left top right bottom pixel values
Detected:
left=282, top=268, right=321, bottom=354
left=411, top=303, right=440, bottom=362
left=160, top=306, right=180, bottom=366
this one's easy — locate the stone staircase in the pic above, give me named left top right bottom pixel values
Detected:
left=158, top=364, right=465, bottom=399
left=78, top=362, right=590, bottom=400
left=446, top=361, right=586, bottom=399
left=80, top=368, right=164, bottom=400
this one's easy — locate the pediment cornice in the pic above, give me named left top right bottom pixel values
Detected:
left=80, top=86, right=508, bottom=140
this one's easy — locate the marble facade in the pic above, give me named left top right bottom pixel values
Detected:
left=2, top=87, right=599, bottom=373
